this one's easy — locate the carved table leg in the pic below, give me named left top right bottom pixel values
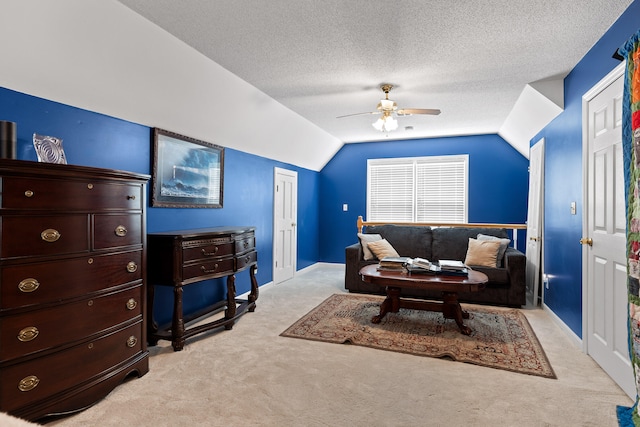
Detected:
left=225, top=274, right=237, bottom=330
left=372, top=287, right=401, bottom=324
left=248, top=263, right=259, bottom=312
left=442, top=292, right=472, bottom=335
left=172, top=286, right=185, bottom=351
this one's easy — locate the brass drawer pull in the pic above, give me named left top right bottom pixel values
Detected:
left=115, top=225, right=128, bottom=237
left=127, top=336, right=138, bottom=348
left=87, top=183, right=93, bottom=189
left=18, top=278, right=40, bottom=293
left=126, top=261, right=138, bottom=273
left=18, top=326, right=39, bottom=342
left=24, top=190, right=34, bottom=197
left=201, top=247, right=219, bottom=256
left=18, top=375, right=40, bottom=392
left=245, top=255, right=251, bottom=263
left=243, top=241, right=249, bottom=249
left=126, top=298, right=137, bottom=310
left=127, top=195, right=136, bottom=200
left=201, top=264, right=219, bottom=274
left=41, top=228, right=61, bottom=242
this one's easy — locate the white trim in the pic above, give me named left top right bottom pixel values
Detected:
left=580, top=61, right=626, bottom=353
left=543, top=302, right=582, bottom=349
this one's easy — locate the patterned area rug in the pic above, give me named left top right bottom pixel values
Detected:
left=281, top=293, right=556, bottom=378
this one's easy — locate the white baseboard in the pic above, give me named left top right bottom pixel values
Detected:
left=542, top=302, right=583, bottom=351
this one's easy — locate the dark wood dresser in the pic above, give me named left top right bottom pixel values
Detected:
left=147, top=227, right=258, bottom=351
left=0, top=159, right=150, bottom=421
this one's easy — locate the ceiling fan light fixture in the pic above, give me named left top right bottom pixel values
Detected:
left=379, top=99, right=397, bottom=111
left=372, top=114, right=398, bottom=132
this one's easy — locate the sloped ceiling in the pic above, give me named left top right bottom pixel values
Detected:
left=116, top=0, right=632, bottom=162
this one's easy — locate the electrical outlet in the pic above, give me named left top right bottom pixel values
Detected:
left=342, top=204, right=348, bottom=212
left=570, top=201, right=576, bottom=215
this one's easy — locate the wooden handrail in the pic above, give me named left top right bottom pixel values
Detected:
left=356, top=215, right=527, bottom=247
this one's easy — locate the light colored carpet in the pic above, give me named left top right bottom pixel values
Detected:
left=5, top=263, right=629, bottom=426
left=281, top=293, right=556, bottom=378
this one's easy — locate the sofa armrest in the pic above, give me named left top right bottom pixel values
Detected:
left=345, top=242, right=364, bottom=291
left=503, top=247, right=526, bottom=306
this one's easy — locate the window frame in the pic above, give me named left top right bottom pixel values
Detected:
left=366, top=155, right=469, bottom=223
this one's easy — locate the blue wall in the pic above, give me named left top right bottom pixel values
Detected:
left=532, top=0, right=640, bottom=337
left=0, top=87, right=320, bottom=325
left=318, top=134, right=530, bottom=262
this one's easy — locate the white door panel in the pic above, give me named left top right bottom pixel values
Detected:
left=273, top=168, right=297, bottom=284
left=584, top=64, right=634, bottom=398
left=526, top=139, right=544, bottom=307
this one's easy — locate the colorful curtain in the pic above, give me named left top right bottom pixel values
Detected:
left=619, top=28, right=640, bottom=427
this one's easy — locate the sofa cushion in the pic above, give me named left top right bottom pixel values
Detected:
left=464, top=238, right=501, bottom=267
left=477, top=233, right=511, bottom=267
left=357, top=233, right=382, bottom=260
left=367, top=239, right=400, bottom=259
left=366, top=224, right=432, bottom=259
left=431, top=227, right=509, bottom=262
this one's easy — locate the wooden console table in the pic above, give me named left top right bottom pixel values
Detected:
left=147, top=227, right=258, bottom=351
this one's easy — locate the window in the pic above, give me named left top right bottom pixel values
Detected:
left=367, top=155, right=468, bottom=223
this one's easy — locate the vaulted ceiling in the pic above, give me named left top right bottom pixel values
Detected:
left=117, top=0, right=633, bottom=160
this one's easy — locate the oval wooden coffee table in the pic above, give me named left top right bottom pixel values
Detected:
left=359, top=264, right=488, bottom=335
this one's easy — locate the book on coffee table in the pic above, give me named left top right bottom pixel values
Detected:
left=378, top=256, right=413, bottom=271
left=438, top=260, right=467, bottom=271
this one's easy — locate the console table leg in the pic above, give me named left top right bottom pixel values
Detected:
left=248, top=264, right=258, bottom=312
left=147, top=282, right=159, bottom=346
left=172, top=286, right=186, bottom=351
left=225, top=275, right=237, bottom=330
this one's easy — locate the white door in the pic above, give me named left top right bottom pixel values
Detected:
left=525, top=139, right=544, bottom=307
left=583, top=62, right=634, bottom=398
left=273, top=167, right=297, bottom=284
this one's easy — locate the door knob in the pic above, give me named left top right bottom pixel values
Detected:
left=529, top=237, right=539, bottom=241
left=579, top=237, right=593, bottom=246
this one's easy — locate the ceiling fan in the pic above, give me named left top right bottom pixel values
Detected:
left=337, top=84, right=441, bottom=133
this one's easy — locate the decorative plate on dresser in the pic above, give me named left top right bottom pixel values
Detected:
left=0, top=159, right=150, bottom=422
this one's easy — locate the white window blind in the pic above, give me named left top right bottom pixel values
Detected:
left=367, top=155, right=468, bottom=223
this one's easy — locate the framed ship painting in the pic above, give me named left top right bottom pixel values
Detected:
left=151, top=128, right=224, bottom=208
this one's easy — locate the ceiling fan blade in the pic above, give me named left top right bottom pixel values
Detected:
left=397, top=108, right=441, bottom=116
left=336, top=111, right=379, bottom=119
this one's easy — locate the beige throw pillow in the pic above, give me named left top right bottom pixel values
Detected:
left=367, top=239, right=400, bottom=260
left=357, top=233, right=383, bottom=260
left=476, top=234, right=511, bottom=267
left=464, top=238, right=502, bottom=268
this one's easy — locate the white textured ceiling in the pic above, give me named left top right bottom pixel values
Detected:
left=116, top=0, right=632, bottom=159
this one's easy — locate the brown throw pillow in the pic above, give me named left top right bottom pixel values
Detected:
left=476, top=233, right=511, bottom=267
left=357, top=233, right=383, bottom=260
left=367, top=239, right=400, bottom=260
left=464, top=238, right=501, bottom=268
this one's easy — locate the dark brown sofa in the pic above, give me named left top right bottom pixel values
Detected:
left=345, top=224, right=526, bottom=307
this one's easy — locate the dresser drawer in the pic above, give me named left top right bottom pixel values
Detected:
left=94, top=214, right=143, bottom=249
left=0, top=285, right=143, bottom=362
left=0, top=320, right=144, bottom=413
left=1, top=215, right=89, bottom=259
left=1, top=251, right=142, bottom=309
left=236, top=250, right=257, bottom=271
left=183, top=240, right=234, bottom=262
left=235, top=233, right=255, bottom=254
left=1, top=177, right=143, bottom=211
left=183, top=257, right=235, bottom=281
